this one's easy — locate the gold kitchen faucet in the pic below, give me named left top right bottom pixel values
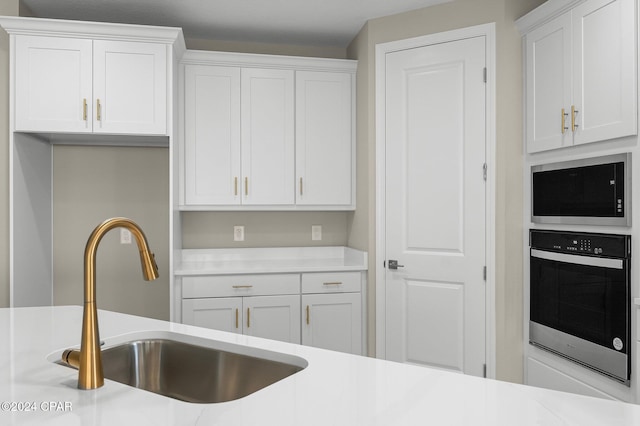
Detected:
left=62, top=217, right=159, bottom=390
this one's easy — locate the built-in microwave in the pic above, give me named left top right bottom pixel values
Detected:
left=531, top=153, right=631, bottom=226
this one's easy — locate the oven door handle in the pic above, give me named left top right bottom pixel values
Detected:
left=531, top=249, right=624, bottom=269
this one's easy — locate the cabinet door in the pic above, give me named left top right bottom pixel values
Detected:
left=184, top=65, right=241, bottom=205
left=182, top=297, right=243, bottom=335
left=241, top=68, right=295, bottom=205
left=302, top=293, right=361, bottom=355
left=15, top=36, right=93, bottom=133
left=244, top=295, right=301, bottom=344
left=571, top=0, right=636, bottom=145
left=525, top=13, right=572, bottom=153
left=296, top=71, right=353, bottom=206
left=93, top=40, right=167, bottom=135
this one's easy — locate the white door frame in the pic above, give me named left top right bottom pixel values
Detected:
left=375, top=23, right=497, bottom=378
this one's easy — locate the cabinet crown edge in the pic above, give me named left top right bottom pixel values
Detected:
left=181, top=49, right=357, bottom=73
left=0, top=15, right=185, bottom=51
left=516, top=0, right=588, bottom=34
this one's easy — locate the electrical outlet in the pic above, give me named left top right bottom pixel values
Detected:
left=312, top=225, right=322, bottom=241
left=234, top=225, right=245, bottom=242
left=120, top=228, right=132, bottom=244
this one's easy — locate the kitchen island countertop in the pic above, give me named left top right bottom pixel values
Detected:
left=1, top=306, right=639, bottom=425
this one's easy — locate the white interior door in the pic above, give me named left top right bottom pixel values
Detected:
left=384, top=36, right=487, bottom=376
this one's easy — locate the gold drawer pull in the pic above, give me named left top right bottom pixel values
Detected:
left=96, top=99, right=102, bottom=121
left=232, top=285, right=253, bottom=289
left=82, top=98, right=87, bottom=121
left=244, top=177, right=248, bottom=196
left=306, top=305, right=310, bottom=325
left=323, top=282, right=343, bottom=286
left=247, top=308, right=251, bottom=328
left=561, top=108, right=568, bottom=134
left=571, top=105, right=579, bottom=132
left=234, top=177, right=238, bottom=196
left=235, top=308, right=239, bottom=329
left=300, top=177, right=303, bottom=196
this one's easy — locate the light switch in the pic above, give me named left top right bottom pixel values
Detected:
left=312, top=225, right=322, bottom=241
left=234, top=225, right=245, bottom=241
left=120, top=228, right=132, bottom=244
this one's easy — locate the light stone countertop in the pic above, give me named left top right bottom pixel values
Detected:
left=174, top=246, right=368, bottom=275
left=2, top=306, right=640, bottom=426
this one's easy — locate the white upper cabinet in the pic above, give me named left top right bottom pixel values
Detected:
left=525, top=13, right=572, bottom=152
left=180, top=51, right=357, bottom=210
left=184, top=65, right=241, bottom=205
left=13, top=33, right=170, bottom=136
left=241, top=68, right=295, bottom=205
left=571, top=0, right=636, bottom=146
left=296, top=71, right=354, bottom=206
left=523, top=0, right=636, bottom=153
left=15, top=36, right=93, bottom=133
left=92, top=40, right=167, bottom=135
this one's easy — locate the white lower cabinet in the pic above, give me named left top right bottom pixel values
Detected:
left=301, top=271, right=362, bottom=355
left=181, top=274, right=301, bottom=344
left=302, top=293, right=361, bottom=355
left=180, top=270, right=364, bottom=353
left=182, top=295, right=301, bottom=344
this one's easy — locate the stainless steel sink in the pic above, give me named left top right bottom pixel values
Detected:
left=60, top=337, right=307, bottom=403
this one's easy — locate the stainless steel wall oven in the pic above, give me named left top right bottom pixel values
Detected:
left=529, top=229, right=631, bottom=385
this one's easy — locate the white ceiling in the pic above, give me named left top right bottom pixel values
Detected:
left=20, top=0, right=452, bottom=47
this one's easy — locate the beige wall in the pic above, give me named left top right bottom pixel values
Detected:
left=53, top=146, right=170, bottom=320
left=0, top=0, right=19, bottom=308
left=346, top=0, right=545, bottom=383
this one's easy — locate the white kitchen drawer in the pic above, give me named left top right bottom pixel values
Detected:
left=183, top=274, right=300, bottom=298
left=302, top=272, right=360, bottom=294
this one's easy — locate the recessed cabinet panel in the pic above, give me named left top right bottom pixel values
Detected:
left=241, top=68, right=295, bottom=205
left=244, top=295, right=301, bottom=344
left=572, top=0, right=636, bottom=145
left=15, top=36, right=93, bottom=133
left=182, top=297, right=242, bottom=334
left=524, top=0, right=636, bottom=153
left=296, top=71, right=353, bottom=206
left=14, top=35, right=168, bottom=136
left=180, top=54, right=356, bottom=210
left=302, top=292, right=361, bottom=355
left=93, top=40, right=167, bottom=135
left=184, top=65, right=241, bottom=205
left=525, top=13, right=572, bottom=153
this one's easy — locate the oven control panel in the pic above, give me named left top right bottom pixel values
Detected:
left=531, top=230, right=630, bottom=258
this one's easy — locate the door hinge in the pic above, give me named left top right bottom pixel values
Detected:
left=483, top=67, right=487, bottom=83
left=483, top=163, right=487, bottom=181
left=483, top=266, right=487, bottom=281
left=483, top=364, right=487, bottom=378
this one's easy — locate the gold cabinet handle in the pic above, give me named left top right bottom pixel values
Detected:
left=235, top=308, right=239, bottom=329
left=561, top=108, right=568, bottom=134
left=83, top=98, right=87, bottom=121
left=300, top=177, right=303, bottom=196
left=234, top=177, right=238, bottom=196
left=96, top=99, right=102, bottom=121
left=323, top=282, right=343, bottom=286
left=306, top=305, right=310, bottom=325
left=232, top=285, right=253, bottom=289
left=247, top=308, right=250, bottom=328
left=571, top=105, right=578, bottom=132
left=244, top=177, right=248, bottom=196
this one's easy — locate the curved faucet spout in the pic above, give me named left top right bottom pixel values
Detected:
left=69, top=217, right=159, bottom=390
